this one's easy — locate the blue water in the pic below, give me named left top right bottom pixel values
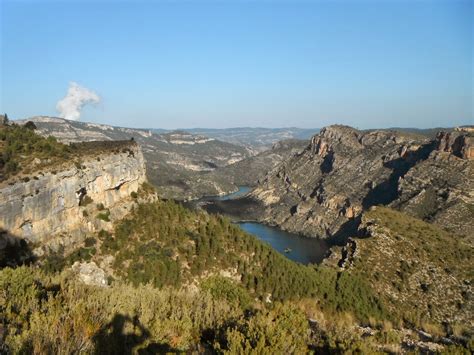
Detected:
left=202, top=186, right=329, bottom=264
left=237, top=222, right=329, bottom=265
left=215, top=186, right=251, bottom=200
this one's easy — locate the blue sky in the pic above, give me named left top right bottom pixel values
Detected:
left=1, top=0, right=472, bottom=129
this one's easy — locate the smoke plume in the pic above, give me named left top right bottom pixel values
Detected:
left=56, top=82, right=100, bottom=120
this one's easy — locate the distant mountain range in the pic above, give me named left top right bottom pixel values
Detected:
left=151, top=127, right=320, bottom=150
left=16, top=117, right=253, bottom=199
left=14, top=117, right=463, bottom=202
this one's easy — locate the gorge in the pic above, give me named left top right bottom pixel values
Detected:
left=195, top=186, right=330, bottom=264
left=0, top=119, right=472, bottom=353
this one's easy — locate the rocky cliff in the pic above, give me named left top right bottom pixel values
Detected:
left=392, top=149, right=473, bottom=238
left=251, top=125, right=473, bottom=240
left=0, top=140, right=146, bottom=256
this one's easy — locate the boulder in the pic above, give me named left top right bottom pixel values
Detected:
left=71, top=261, right=108, bottom=287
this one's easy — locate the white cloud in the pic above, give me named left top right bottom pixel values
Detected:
left=56, top=82, right=100, bottom=121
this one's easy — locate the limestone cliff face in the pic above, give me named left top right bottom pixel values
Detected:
left=252, top=126, right=473, bottom=240
left=435, top=130, right=474, bottom=160
left=0, top=142, right=146, bottom=251
left=251, top=125, right=430, bottom=239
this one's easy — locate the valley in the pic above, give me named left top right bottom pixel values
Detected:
left=0, top=118, right=472, bottom=353
left=192, top=186, right=331, bottom=264
left=2, top=1, right=471, bottom=353
left=17, top=117, right=312, bottom=201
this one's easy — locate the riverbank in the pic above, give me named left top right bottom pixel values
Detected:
left=189, top=186, right=331, bottom=264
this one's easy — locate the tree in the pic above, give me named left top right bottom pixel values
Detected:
left=0, top=113, right=8, bottom=125
left=24, top=121, right=37, bottom=130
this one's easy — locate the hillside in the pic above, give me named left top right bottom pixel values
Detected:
left=325, top=207, right=473, bottom=326
left=208, top=139, right=308, bottom=187
left=173, top=127, right=319, bottom=150
left=247, top=125, right=473, bottom=241
left=3, top=193, right=472, bottom=353
left=0, top=124, right=472, bottom=353
left=16, top=117, right=253, bottom=199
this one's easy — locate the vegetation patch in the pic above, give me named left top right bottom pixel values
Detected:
left=0, top=124, right=137, bottom=182
left=351, top=207, right=473, bottom=327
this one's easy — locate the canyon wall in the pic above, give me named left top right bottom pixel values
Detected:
left=0, top=141, right=146, bottom=253
left=251, top=125, right=473, bottom=240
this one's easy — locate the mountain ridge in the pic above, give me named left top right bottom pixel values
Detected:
left=204, top=124, right=473, bottom=242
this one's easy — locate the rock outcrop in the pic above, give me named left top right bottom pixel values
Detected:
left=251, top=125, right=474, bottom=240
left=435, top=130, right=474, bottom=160
left=251, top=125, right=432, bottom=239
left=71, top=261, right=108, bottom=287
left=0, top=141, right=146, bottom=253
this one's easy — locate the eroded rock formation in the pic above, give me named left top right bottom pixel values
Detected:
left=251, top=125, right=431, bottom=239
left=251, top=125, right=473, bottom=240
left=0, top=142, right=146, bottom=254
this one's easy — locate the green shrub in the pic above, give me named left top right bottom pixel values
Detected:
left=217, top=302, right=310, bottom=354
left=201, top=276, right=252, bottom=309
left=96, top=210, right=110, bottom=222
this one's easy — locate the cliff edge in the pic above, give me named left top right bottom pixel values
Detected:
left=0, top=124, right=146, bottom=258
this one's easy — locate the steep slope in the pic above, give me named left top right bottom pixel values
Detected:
left=251, top=125, right=432, bottom=239
left=0, top=124, right=146, bottom=263
left=17, top=117, right=252, bottom=199
left=392, top=130, right=474, bottom=238
left=208, top=139, right=308, bottom=187
left=324, top=207, right=473, bottom=326
left=251, top=125, right=473, bottom=241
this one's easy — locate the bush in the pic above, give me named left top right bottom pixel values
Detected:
left=201, top=276, right=252, bottom=309
left=96, top=210, right=110, bottom=222
left=217, top=303, right=310, bottom=354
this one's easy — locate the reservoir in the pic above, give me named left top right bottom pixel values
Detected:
left=203, top=186, right=330, bottom=265
left=237, top=222, right=329, bottom=264
left=214, top=186, right=251, bottom=200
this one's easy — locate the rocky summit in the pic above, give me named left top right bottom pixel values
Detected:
left=251, top=125, right=474, bottom=241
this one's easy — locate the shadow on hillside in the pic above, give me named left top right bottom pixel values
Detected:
left=201, top=196, right=264, bottom=221
left=329, top=141, right=436, bottom=246
left=93, top=314, right=180, bottom=355
left=0, top=229, right=35, bottom=268
left=327, top=216, right=362, bottom=246
left=362, top=141, right=435, bottom=209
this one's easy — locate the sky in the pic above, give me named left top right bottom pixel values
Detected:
left=0, top=0, right=472, bottom=129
